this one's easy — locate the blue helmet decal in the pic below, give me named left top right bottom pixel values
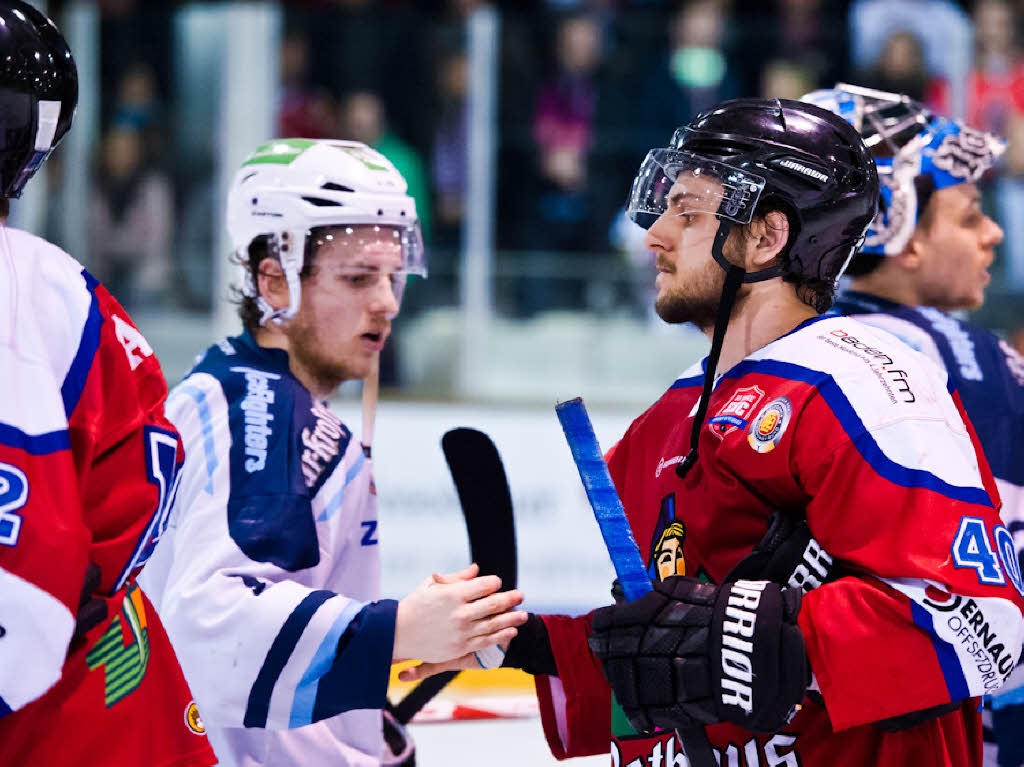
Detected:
left=803, top=84, right=1006, bottom=255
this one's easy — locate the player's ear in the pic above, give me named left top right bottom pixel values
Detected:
left=747, top=210, right=790, bottom=270
left=257, top=259, right=289, bottom=310
left=896, top=234, right=925, bottom=271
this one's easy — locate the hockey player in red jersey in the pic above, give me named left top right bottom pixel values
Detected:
left=0, top=3, right=214, bottom=765
left=401, top=98, right=1024, bottom=767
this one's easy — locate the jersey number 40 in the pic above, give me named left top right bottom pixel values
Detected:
left=953, top=516, right=1024, bottom=598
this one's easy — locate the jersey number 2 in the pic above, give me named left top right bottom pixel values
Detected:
left=0, top=462, right=28, bottom=546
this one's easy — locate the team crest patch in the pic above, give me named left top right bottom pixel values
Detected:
left=747, top=396, right=792, bottom=453
left=708, top=385, right=765, bottom=439
left=184, top=700, right=207, bottom=735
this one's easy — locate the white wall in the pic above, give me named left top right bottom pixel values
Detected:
left=333, top=399, right=637, bottom=615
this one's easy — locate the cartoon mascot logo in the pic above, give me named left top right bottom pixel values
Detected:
left=647, top=495, right=688, bottom=582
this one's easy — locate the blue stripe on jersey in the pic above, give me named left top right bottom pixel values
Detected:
left=244, top=589, right=335, bottom=728
left=316, top=452, right=366, bottom=522
left=311, top=599, right=397, bottom=722
left=60, top=270, right=104, bottom=418
left=726, top=359, right=993, bottom=507
left=669, top=374, right=704, bottom=390
left=288, top=598, right=367, bottom=727
left=175, top=385, right=219, bottom=494
left=910, top=600, right=970, bottom=701
left=0, top=423, right=70, bottom=454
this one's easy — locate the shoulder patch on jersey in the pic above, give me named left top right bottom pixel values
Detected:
left=747, top=396, right=792, bottom=453
left=184, top=700, right=206, bottom=735
left=709, top=384, right=765, bottom=439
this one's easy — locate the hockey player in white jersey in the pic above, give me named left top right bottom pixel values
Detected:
left=139, top=139, right=527, bottom=766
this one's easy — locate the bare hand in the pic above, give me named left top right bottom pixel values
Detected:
left=393, top=563, right=527, bottom=663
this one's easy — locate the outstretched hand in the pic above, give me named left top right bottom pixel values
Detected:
left=393, top=563, right=527, bottom=665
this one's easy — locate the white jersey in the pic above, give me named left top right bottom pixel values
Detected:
left=141, top=332, right=396, bottom=767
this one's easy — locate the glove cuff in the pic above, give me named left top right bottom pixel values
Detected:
left=503, top=613, right=558, bottom=676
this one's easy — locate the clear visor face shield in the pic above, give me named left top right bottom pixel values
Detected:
left=304, top=222, right=426, bottom=319
left=626, top=149, right=766, bottom=250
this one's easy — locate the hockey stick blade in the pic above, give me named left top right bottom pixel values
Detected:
left=441, top=427, right=517, bottom=589
left=391, top=428, right=517, bottom=726
left=555, top=397, right=717, bottom=767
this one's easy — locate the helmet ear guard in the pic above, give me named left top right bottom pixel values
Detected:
left=0, top=1, right=78, bottom=198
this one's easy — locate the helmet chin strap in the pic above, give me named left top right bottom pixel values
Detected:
left=675, top=221, right=784, bottom=480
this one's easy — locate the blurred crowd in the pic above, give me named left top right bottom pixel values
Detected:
left=34, top=0, right=1024, bottom=340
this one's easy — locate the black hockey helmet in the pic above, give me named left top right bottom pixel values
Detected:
left=0, top=1, right=77, bottom=198
left=668, top=97, right=879, bottom=287
left=627, top=99, right=878, bottom=481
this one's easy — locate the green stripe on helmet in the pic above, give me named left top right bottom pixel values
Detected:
left=243, top=138, right=318, bottom=166
left=338, top=145, right=388, bottom=171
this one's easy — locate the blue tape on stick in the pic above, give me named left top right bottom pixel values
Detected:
left=556, top=397, right=652, bottom=602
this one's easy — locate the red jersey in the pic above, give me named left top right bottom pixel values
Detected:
left=0, top=228, right=215, bottom=766
left=535, top=315, right=1024, bottom=767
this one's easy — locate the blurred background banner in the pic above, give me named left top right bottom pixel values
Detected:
left=16, top=0, right=1024, bottom=615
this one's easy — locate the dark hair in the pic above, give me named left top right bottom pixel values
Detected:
left=234, top=234, right=316, bottom=334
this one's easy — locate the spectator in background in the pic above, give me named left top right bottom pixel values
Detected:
left=760, top=58, right=816, bottom=100
left=848, top=0, right=971, bottom=116
left=531, top=11, right=601, bottom=250
left=111, top=60, right=168, bottom=165
left=732, top=0, right=849, bottom=99
left=637, top=0, right=738, bottom=150
left=521, top=10, right=603, bottom=315
left=338, top=90, right=432, bottom=245
left=431, top=49, right=469, bottom=252
left=959, top=0, right=1024, bottom=291
left=88, top=123, right=174, bottom=310
left=855, top=31, right=935, bottom=102
left=278, top=29, right=335, bottom=139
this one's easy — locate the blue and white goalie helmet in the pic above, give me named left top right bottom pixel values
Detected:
left=802, top=83, right=1006, bottom=256
left=227, top=139, right=426, bottom=324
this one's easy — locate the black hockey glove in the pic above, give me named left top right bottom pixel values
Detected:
left=725, top=511, right=847, bottom=593
left=501, top=613, right=557, bottom=676
left=588, top=576, right=810, bottom=734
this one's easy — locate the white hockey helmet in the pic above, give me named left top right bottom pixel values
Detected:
left=227, top=138, right=426, bottom=324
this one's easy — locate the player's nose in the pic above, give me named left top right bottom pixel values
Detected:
left=982, top=214, right=1004, bottom=248
left=644, top=213, right=674, bottom=254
